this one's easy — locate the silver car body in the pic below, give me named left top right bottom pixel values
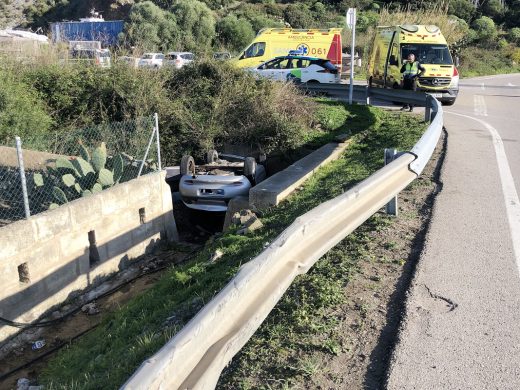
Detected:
left=179, top=159, right=266, bottom=212
left=164, top=52, right=195, bottom=69
left=138, top=53, right=164, bottom=68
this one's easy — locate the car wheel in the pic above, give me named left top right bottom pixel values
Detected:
left=205, top=149, right=218, bottom=164
left=307, top=80, right=320, bottom=84
left=180, top=155, right=195, bottom=176
left=244, top=157, right=257, bottom=183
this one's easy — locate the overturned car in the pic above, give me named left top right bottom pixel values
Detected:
left=178, top=150, right=266, bottom=212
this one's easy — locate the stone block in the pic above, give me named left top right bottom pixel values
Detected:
left=131, top=220, right=156, bottom=245
left=0, top=219, right=37, bottom=259
left=59, top=230, right=90, bottom=260
left=33, top=204, right=73, bottom=242
left=162, top=211, right=179, bottom=242
left=69, top=194, right=103, bottom=228
left=95, top=209, right=137, bottom=245
left=105, top=229, right=134, bottom=260
left=101, top=183, right=129, bottom=216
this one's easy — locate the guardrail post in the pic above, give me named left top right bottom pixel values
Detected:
left=384, top=148, right=398, bottom=216
left=424, top=99, right=431, bottom=123
left=366, top=85, right=371, bottom=105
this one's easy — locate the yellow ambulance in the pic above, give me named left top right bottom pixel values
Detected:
left=235, top=28, right=343, bottom=69
left=367, top=25, right=459, bottom=105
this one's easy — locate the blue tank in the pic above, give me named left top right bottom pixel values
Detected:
left=51, top=21, right=124, bottom=46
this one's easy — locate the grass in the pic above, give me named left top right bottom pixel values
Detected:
left=40, top=101, right=426, bottom=389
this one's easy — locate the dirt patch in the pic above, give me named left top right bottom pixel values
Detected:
left=0, top=245, right=198, bottom=390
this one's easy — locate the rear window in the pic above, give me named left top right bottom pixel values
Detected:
left=72, top=50, right=94, bottom=59
left=314, top=59, right=337, bottom=71
left=181, top=54, right=194, bottom=60
left=142, top=54, right=153, bottom=59
left=99, top=51, right=110, bottom=58
left=157, top=54, right=164, bottom=60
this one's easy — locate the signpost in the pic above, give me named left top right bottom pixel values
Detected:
left=346, top=8, right=357, bottom=105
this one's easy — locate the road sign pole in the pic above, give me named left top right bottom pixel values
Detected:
left=347, top=8, right=357, bottom=105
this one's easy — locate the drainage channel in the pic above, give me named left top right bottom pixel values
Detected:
left=0, top=247, right=198, bottom=389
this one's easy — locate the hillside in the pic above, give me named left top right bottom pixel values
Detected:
left=1, top=0, right=519, bottom=74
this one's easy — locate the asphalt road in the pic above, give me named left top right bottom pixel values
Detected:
left=386, top=74, right=520, bottom=389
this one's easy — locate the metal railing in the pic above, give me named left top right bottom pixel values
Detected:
left=0, top=114, right=161, bottom=227
left=122, top=92, right=444, bottom=390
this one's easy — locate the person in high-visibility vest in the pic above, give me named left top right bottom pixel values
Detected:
left=400, top=53, right=425, bottom=112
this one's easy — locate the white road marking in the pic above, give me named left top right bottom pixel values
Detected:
left=481, top=83, right=486, bottom=90
left=446, top=111, right=520, bottom=275
left=473, top=95, right=488, bottom=116
left=507, top=83, right=516, bottom=87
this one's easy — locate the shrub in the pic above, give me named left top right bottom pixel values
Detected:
left=472, top=16, right=498, bottom=46
left=0, top=68, right=53, bottom=144
left=509, top=27, right=520, bottom=45
left=216, top=14, right=255, bottom=52
left=284, top=4, right=314, bottom=28
left=160, top=60, right=316, bottom=163
left=122, top=1, right=180, bottom=51
left=171, top=0, right=216, bottom=52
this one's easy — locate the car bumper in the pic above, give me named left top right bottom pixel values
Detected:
left=181, top=198, right=229, bottom=212
left=418, top=87, right=458, bottom=103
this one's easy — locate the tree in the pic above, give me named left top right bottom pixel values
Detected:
left=448, top=0, right=476, bottom=23
left=170, top=0, right=216, bottom=52
left=472, top=16, right=498, bottom=45
left=123, top=1, right=180, bottom=51
left=283, top=4, right=314, bottom=28
left=216, top=15, right=255, bottom=52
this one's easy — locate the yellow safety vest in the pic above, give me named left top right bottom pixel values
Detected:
left=403, top=61, right=419, bottom=77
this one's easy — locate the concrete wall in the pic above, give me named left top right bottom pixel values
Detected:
left=0, top=171, right=178, bottom=343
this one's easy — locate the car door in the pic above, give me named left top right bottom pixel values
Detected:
left=257, top=58, right=282, bottom=80
left=269, top=58, right=291, bottom=81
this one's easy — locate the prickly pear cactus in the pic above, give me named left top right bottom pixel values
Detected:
left=33, top=141, right=132, bottom=209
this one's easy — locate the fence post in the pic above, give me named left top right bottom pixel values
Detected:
left=15, top=136, right=31, bottom=219
left=154, top=113, right=162, bottom=171
left=138, top=121, right=156, bottom=177
left=384, top=148, right=398, bottom=216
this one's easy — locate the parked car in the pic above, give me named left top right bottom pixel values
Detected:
left=250, top=55, right=340, bottom=84
left=69, top=48, right=111, bottom=68
left=138, top=53, right=164, bottom=68
left=117, top=56, right=139, bottom=68
left=164, top=52, right=195, bottom=69
left=213, top=52, right=231, bottom=61
left=179, top=150, right=266, bottom=212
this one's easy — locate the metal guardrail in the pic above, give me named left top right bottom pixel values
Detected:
left=122, top=93, right=444, bottom=390
left=299, top=83, right=430, bottom=107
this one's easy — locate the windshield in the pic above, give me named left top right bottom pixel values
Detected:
left=401, top=44, right=453, bottom=65
left=241, top=42, right=266, bottom=59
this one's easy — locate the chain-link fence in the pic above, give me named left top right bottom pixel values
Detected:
left=0, top=114, right=161, bottom=227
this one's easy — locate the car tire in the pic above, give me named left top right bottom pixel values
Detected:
left=244, top=157, right=257, bottom=183
left=205, top=150, right=218, bottom=164
left=180, top=155, right=195, bottom=176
